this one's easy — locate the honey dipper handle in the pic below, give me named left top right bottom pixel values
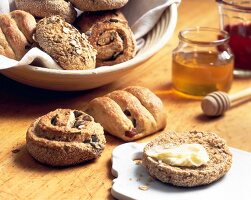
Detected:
left=229, top=87, right=251, bottom=102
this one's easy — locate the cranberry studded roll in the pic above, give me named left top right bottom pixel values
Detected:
left=76, top=10, right=136, bottom=67
left=86, top=86, right=166, bottom=141
left=26, top=109, right=106, bottom=166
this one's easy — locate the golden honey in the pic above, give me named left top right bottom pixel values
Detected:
left=172, top=51, right=233, bottom=96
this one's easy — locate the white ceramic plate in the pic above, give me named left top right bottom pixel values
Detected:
left=1, top=4, right=177, bottom=91
left=111, top=143, right=251, bottom=200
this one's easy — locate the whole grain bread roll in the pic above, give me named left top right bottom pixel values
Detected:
left=70, top=0, right=129, bottom=11
left=35, top=16, right=96, bottom=70
left=142, top=131, right=232, bottom=187
left=86, top=86, right=166, bottom=141
left=0, top=10, right=36, bottom=60
left=15, top=0, right=77, bottom=23
left=26, top=109, right=106, bottom=166
left=76, top=10, right=136, bottom=67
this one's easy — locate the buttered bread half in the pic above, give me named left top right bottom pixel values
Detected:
left=142, top=131, right=232, bottom=187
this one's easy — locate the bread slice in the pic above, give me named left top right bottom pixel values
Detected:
left=142, top=131, right=232, bottom=187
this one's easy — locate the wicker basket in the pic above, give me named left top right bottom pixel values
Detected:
left=2, top=3, right=178, bottom=91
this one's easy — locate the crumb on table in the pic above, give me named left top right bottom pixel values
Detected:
left=133, top=159, right=142, bottom=165
left=12, top=149, right=21, bottom=154
left=138, top=185, right=149, bottom=191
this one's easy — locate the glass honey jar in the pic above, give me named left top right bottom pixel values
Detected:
left=172, top=27, right=234, bottom=97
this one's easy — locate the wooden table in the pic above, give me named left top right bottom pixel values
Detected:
left=1, top=0, right=251, bottom=199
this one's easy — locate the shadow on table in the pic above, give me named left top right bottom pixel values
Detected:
left=12, top=143, right=98, bottom=173
left=0, top=75, right=117, bottom=119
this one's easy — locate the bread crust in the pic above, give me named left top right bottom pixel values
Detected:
left=35, top=16, right=96, bottom=70
left=0, top=10, right=36, bottom=60
left=15, top=0, right=77, bottom=23
left=86, top=86, right=166, bottom=141
left=26, top=109, right=106, bottom=166
left=142, top=131, right=232, bottom=187
left=70, top=0, right=129, bottom=11
left=76, top=10, right=136, bottom=67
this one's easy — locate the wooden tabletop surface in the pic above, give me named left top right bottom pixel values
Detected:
left=1, top=0, right=251, bottom=199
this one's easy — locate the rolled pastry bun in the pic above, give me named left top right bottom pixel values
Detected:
left=76, top=10, right=136, bottom=67
left=86, top=86, right=166, bottom=141
left=142, top=131, right=232, bottom=187
left=70, top=0, right=129, bottom=11
left=26, top=109, right=106, bottom=166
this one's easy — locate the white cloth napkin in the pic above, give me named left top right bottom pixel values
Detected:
left=0, top=0, right=180, bottom=70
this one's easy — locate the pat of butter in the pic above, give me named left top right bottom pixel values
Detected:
left=146, top=143, right=209, bottom=167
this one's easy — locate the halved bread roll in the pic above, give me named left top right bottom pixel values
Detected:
left=142, top=131, right=232, bottom=187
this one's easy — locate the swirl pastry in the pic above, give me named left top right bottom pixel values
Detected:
left=26, top=109, right=106, bottom=166
left=70, top=0, right=129, bottom=11
left=0, top=10, right=36, bottom=60
left=35, top=16, right=96, bottom=70
left=86, top=86, right=166, bottom=141
left=76, top=11, right=136, bottom=67
left=15, top=0, right=77, bottom=23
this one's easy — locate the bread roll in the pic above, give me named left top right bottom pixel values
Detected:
left=86, top=86, right=166, bottom=141
left=76, top=10, right=136, bottom=67
left=0, top=10, right=36, bottom=60
left=70, top=0, right=129, bottom=11
left=15, top=0, right=77, bottom=23
left=35, top=16, right=96, bottom=70
left=26, top=109, right=106, bottom=166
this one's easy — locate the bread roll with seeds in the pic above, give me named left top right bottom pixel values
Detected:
left=35, top=16, right=96, bottom=70
left=26, top=109, right=106, bottom=166
left=86, top=86, right=166, bottom=141
left=70, top=0, right=129, bottom=11
left=15, top=0, right=77, bottom=23
left=0, top=10, right=36, bottom=60
left=76, top=10, right=136, bottom=67
left=142, top=131, right=232, bottom=187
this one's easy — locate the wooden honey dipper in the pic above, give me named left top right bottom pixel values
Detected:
left=201, top=88, right=251, bottom=116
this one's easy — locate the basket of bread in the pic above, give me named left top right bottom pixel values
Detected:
left=0, top=0, right=179, bottom=91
